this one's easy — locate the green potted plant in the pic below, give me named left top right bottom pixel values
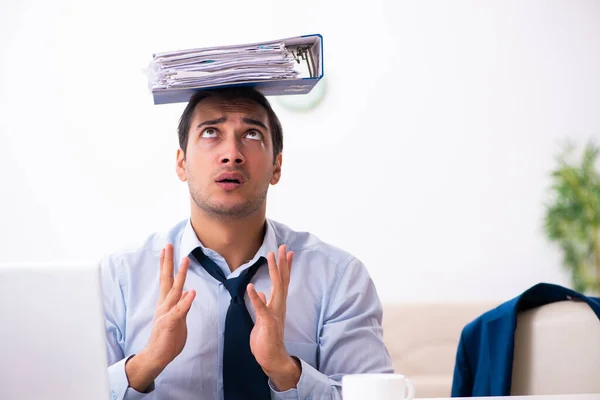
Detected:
left=544, top=140, right=600, bottom=294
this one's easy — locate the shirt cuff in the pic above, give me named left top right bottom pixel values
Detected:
left=108, top=355, right=155, bottom=400
left=269, top=358, right=334, bottom=400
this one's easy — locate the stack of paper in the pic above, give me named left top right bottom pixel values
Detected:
left=148, top=41, right=303, bottom=91
left=147, top=34, right=323, bottom=104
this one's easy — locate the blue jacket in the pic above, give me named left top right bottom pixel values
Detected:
left=451, top=282, right=600, bottom=397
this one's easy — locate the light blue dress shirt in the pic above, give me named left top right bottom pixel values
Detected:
left=101, top=218, right=394, bottom=400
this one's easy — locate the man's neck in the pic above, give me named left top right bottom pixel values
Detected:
left=190, top=209, right=267, bottom=272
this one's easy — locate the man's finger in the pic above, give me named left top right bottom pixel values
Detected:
left=247, top=284, right=269, bottom=316
left=159, top=247, right=164, bottom=286
left=267, top=250, right=281, bottom=285
left=277, top=244, right=288, bottom=284
left=159, top=246, right=174, bottom=304
left=180, top=290, right=189, bottom=302
left=257, top=291, right=267, bottom=304
left=267, top=285, right=275, bottom=307
left=266, top=250, right=282, bottom=312
left=173, top=289, right=196, bottom=319
left=179, top=289, right=188, bottom=302
left=280, top=249, right=293, bottom=290
left=165, top=257, right=190, bottom=307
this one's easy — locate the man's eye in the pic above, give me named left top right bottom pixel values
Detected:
left=201, top=128, right=218, bottom=138
left=246, top=130, right=263, bottom=141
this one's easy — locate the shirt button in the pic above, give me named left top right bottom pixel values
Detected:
left=111, top=391, right=117, bottom=400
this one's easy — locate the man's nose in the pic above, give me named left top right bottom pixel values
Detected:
left=219, top=138, right=245, bottom=166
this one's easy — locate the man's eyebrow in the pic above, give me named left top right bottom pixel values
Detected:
left=242, top=117, right=268, bottom=130
left=196, top=117, right=227, bottom=129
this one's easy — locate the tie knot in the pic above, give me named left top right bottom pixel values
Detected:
left=223, top=257, right=265, bottom=300
left=191, top=247, right=266, bottom=302
left=223, top=276, right=249, bottom=300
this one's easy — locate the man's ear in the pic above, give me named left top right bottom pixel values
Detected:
left=270, top=153, right=282, bottom=185
left=176, top=148, right=187, bottom=182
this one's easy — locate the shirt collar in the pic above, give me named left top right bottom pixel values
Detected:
left=179, top=218, right=279, bottom=271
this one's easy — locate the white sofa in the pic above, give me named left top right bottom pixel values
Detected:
left=382, top=300, right=600, bottom=398
left=511, top=299, right=600, bottom=395
left=382, top=302, right=497, bottom=398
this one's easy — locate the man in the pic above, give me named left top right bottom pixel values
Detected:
left=101, top=87, right=393, bottom=400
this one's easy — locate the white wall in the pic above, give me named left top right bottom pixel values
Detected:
left=1, top=0, right=599, bottom=302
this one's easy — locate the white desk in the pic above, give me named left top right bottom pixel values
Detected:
left=420, top=395, right=600, bottom=400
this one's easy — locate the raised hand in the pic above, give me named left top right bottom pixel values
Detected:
left=248, top=244, right=300, bottom=390
left=125, top=244, right=196, bottom=392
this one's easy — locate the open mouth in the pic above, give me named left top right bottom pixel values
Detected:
left=215, top=173, right=245, bottom=191
left=216, top=178, right=241, bottom=184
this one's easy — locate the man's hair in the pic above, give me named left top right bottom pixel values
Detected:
left=177, top=87, right=283, bottom=161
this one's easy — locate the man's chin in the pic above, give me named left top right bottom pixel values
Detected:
left=191, top=189, right=268, bottom=220
left=200, top=201, right=261, bottom=220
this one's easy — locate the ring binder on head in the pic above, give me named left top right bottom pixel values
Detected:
left=148, top=34, right=324, bottom=105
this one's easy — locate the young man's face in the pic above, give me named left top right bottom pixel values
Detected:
left=176, top=96, right=282, bottom=220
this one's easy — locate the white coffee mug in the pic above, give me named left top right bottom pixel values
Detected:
left=341, top=373, right=415, bottom=400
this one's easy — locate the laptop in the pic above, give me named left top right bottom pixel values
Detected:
left=0, top=262, right=110, bottom=400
